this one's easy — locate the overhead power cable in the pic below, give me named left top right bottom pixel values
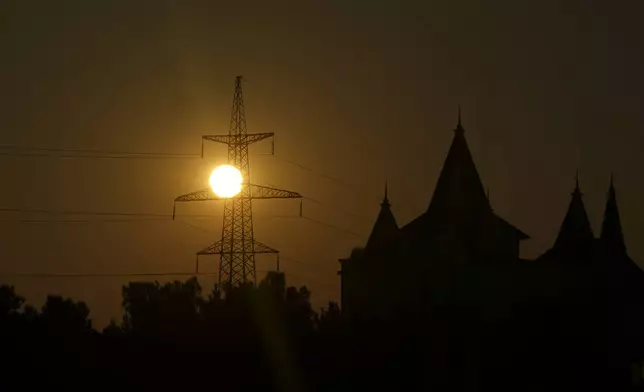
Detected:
left=0, top=144, right=200, bottom=159
left=269, top=154, right=355, bottom=189
left=0, top=218, right=170, bottom=224
left=264, top=154, right=383, bottom=203
left=0, top=143, right=379, bottom=203
left=175, top=205, right=364, bottom=239
left=0, top=216, right=301, bottom=225
left=0, top=207, right=212, bottom=219
left=183, top=211, right=364, bottom=239
left=0, top=207, right=173, bottom=218
left=300, top=216, right=364, bottom=238
left=303, top=196, right=372, bottom=223
left=0, top=206, right=363, bottom=237
left=1, top=271, right=215, bottom=278
left=0, top=269, right=338, bottom=290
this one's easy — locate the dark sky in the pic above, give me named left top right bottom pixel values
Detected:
left=1, top=0, right=643, bottom=327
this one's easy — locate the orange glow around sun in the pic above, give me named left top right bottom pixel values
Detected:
left=209, top=165, right=243, bottom=198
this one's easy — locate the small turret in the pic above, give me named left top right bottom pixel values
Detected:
left=600, top=174, right=626, bottom=254
left=553, top=170, right=594, bottom=250
left=365, top=182, right=399, bottom=250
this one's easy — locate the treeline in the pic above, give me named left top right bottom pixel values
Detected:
left=0, top=272, right=356, bottom=390
left=2, top=269, right=644, bottom=391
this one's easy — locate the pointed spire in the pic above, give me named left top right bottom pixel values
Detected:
left=366, top=182, right=399, bottom=250
left=554, top=171, right=594, bottom=249
left=455, top=104, right=464, bottom=134
left=383, top=180, right=390, bottom=206
left=601, top=172, right=626, bottom=254
left=428, top=107, right=489, bottom=215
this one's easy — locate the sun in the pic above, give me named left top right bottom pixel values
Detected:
left=209, top=165, right=243, bottom=198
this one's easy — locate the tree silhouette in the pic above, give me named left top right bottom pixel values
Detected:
left=0, top=257, right=642, bottom=391
left=0, top=285, right=24, bottom=319
left=42, top=295, right=91, bottom=331
left=121, top=277, right=201, bottom=340
left=318, top=301, right=341, bottom=332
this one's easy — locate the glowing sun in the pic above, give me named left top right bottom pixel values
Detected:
left=209, top=165, right=243, bottom=198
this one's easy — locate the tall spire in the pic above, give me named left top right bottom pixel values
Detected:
left=601, top=173, right=626, bottom=253
left=427, top=107, right=489, bottom=215
left=553, top=171, right=594, bottom=249
left=366, top=181, right=399, bottom=250
left=456, top=104, right=464, bottom=134
left=383, top=180, right=389, bottom=207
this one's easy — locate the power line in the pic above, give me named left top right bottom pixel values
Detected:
left=0, top=205, right=364, bottom=238
left=0, top=144, right=200, bottom=159
left=260, top=183, right=371, bottom=224
left=300, top=216, right=364, bottom=238
left=0, top=143, right=381, bottom=207
left=0, top=269, right=338, bottom=291
left=269, top=154, right=355, bottom=189
left=0, top=216, right=302, bottom=225
left=1, top=272, right=215, bottom=278
left=0, top=218, right=170, bottom=224
left=0, top=143, right=375, bottom=198
left=303, top=196, right=372, bottom=223
left=0, top=146, right=369, bottom=236
left=178, top=207, right=364, bottom=239
left=2, top=147, right=363, bottom=202
left=0, top=203, right=364, bottom=237
left=0, top=207, right=172, bottom=218
left=264, top=154, right=383, bottom=203
left=177, top=216, right=302, bottom=235
left=0, top=151, right=200, bottom=160
left=0, top=206, right=303, bottom=220
left=0, top=267, right=338, bottom=286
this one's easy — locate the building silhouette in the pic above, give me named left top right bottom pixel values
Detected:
left=338, top=114, right=644, bottom=323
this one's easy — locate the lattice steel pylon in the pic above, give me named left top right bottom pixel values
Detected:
left=173, top=76, right=302, bottom=288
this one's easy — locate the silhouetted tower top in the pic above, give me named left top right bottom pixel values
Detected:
left=229, top=76, right=247, bottom=137
left=553, top=170, right=594, bottom=249
left=600, top=173, right=626, bottom=254
left=365, top=181, right=399, bottom=250
left=427, top=107, right=490, bottom=217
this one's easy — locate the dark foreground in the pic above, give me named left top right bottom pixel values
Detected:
left=1, top=271, right=643, bottom=392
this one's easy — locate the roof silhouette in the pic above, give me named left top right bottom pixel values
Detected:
left=426, top=111, right=490, bottom=218
left=600, top=174, right=626, bottom=254
left=365, top=182, right=399, bottom=250
left=553, top=171, right=594, bottom=249
left=398, top=112, right=528, bottom=242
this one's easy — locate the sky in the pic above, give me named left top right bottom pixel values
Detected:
left=1, top=0, right=643, bottom=327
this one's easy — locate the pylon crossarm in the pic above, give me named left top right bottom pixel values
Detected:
left=251, top=240, right=280, bottom=254
left=174, top=184, right=302, bottom=203
left=202, top=133, right=274, bottom=146
left=174, top=189, right=216, bottom=203
left=196, top=239, right=279, bottom=255
left=197, top=240, right=223, bottom=255
left=247, top=184, right=302, bottom=199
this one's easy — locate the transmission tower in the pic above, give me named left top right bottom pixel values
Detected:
left=173, top=76, right=302, bottom=287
